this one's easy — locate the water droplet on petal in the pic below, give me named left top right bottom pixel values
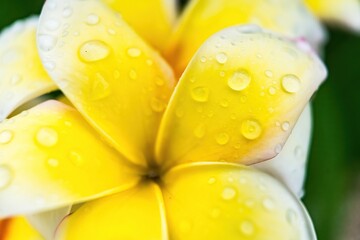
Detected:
left=286, top=209, right=298, bottom=225
left=91, top=73, right=111, bottom=100
left=216, top=132, right=230, bottom=145
left=275, top=144, right=282, bottom=154
left=36, top=127, right=58, bottom=147
left=221, top=187, right=236, bottom=200
left=191, top=87, right=209, bottom=102
left=241, top=120, right=262, bottom=140
left=127, top=48, right=142, bottom=58
left=216, top=52, right=228, bottom=64
left=208, top=177, right=216, bottom=185
left=0, top=130, right=14, bottom=144
left=239, top=220, right=255, bottom=236
left=62, top=7, right=73, bottom=18
left=194, top=123, right=206, bottom=139
left=0, top=165, right=13, bottom=190
left=45, top=19, right=61, bottom=31
left=294, top=146, right=303, bottom=159
left=228, top=70, right=251, bottom=91
left=281, top=121, right=290, bottom=131
left=265, top=70, right=273, bottom=78
left=128, top=69, right=138, bottom=80
left=281, top=74, right=301, bottom=93
left=10, top=74, right=22, bottom=85
left=69, top=151, right=83, bottom=166
left=86, top=13, right=100, bottom=25
left=47, top=158, right=59, bottom=167
left=79, top=40, right=110, bottom=62
left=262, top=198, right=275, bottom=211
left=268, top=87, right=276, bottom=95
left=38, top=35, right=57, bottom=52
left=150, top=97, right=166, bottom=113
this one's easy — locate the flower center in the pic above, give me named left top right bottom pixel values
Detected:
left=143, top=164, right=162, bottom=183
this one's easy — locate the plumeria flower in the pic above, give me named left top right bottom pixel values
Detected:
left=304, top=0, right=360, bottom=32
left=0, top=0, right=327, bottom=239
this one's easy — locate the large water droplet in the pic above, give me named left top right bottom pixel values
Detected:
left=38, top=34, right=57, bottom=52
left=86, top=14, right=100, bottom=25
left=241, top=120, right=262, bottom=140
left=0, top=130, right=14, bottom=144
left=216, top=132, right=230, bottom=145
left=281, top=74, right=301, bottom=93
left=127, top=48, right=142, bottom=58
left=0, top=165, right=13, bottom=190
left=191, top=87, right=209, bottom=102
left=221, top=187, right=236, bottom=200
left=45, top=19, right=61, bottom=31
left=79, top=40, right=110, bottom=62
left=228, top=70, right=251, bottom=91
left=91, top=73, right=111, bottom=100
left=239, top=220, right=255, bottom=236
left=36, top=127, right=59, bottom=147
left=216, top=52, right=228, bottom=64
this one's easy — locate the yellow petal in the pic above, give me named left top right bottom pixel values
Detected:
left=255, top=105, right=312, bottom=198
left=0, top=101, right=140, bottom=217
left=56, top=182, right=168, bottom=240
left=102, top=0, right=177, bottom=51
left=0, top=217, right=43, bottom=240
left=156, top=26, right=327, bottom=169
left=37, top=0, right=175, bottom=166
left=0, top=17, right=57, bottom=121
left=305, top=0, right=360, bottom=31
left=162, top=163, right=316, bottom=239
left=166, top=0, right=325, bottom=77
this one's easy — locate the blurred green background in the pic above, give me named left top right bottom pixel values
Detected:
left=1, top=0, right=359, bottom=239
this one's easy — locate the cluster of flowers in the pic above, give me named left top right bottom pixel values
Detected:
left=0, top=0, right=359, bottom=239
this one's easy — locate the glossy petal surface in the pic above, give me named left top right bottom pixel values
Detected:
left=0, top=217, right=43, bottom=240
left=156, top=26, right=326, bottom=169
left=38, top=0, right=175, bottom=166
left=0, top=101, right=140, bottom=217
left=0, top=17, right=57, bottom=121
left=255, top=105, right=312, bottom=198
left=56, top=183, right=168, bottom=240
left=102, top=0, right=177, bottom=50
left=166, top=0, right=325, bottom=76
left=305, top=0, right=360, bottom=31
left=162, top=163, right=316, bottom=240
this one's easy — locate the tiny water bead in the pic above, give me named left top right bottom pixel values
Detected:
left=281, top=121, right=290, bottom=131
left=36, top=127, right=59, bottom=147
left=0, top=165, right=13, bottom=190
left=208, top=177, right=216, bottom=185
left=275, top=144, right=282, bottom=154
left=79, top=40, right=110, bottom=62
left=86, top=13, right=100, bottom=25
left=194, top=123, right=206, bottom=139
left=62, top=7, right=73, bottom=18
left=239, top=220, right=255, bottom=236
left=150, top=97, right=166, bottom=113
left=69, top=151, right=83, bottom=166
left=286, top=209, right=298, bottom=225
left=47, top=158, right=59, bottom=168
left=10, top=74, right=22, bottom=85
left=281, top=74, right=301, bottom=93
left=191, top=87, right=210, bottom=102
left=221, top=187, right=237, bottom=200
left=0, top=130, right=14, bottom=144
left=215, top=52, right=228, bottom=64
left=262, top=198, right=275, bottom=211
left=38, top=34, right=57, bottom=52
left=216, top=132, right=230, bottom=145
left=91, top=73, right=111, bottom=100
left=241, top=120, right=262, bottom=140
left=227, top=70, right=251, bottom=91
left=127, top=48, right=142, bottom=58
